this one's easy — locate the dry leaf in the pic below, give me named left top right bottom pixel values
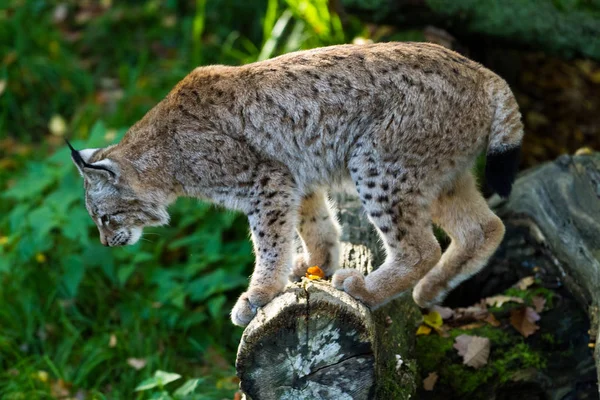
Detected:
left=423, top=311, right=443, bottom=329
left=233, top=391, right=243, bottom=400
left=510, top=307, right=540, bottom=338
left=453, top=303, right=488, bottom=321
left=50, top=379, right=71, bottom=398
left=485, top=295, right=524, bottom=308
left=416, top=324, right=432, bottom=336
left=306, top=265, right=325, bottom=280
left=127, top=358, right=147, bottom=370
left=453, top=334, right=491, bottom=369
left=532, top=296, right=546, bottom=313
left=431, top=305, right=454, bottom=320
left=484, top=313, right=501, bottom=327
left=575, top=147, right=594, bottom=156
left=109, top=334, right=117, bottom=348
left=456, top=322, right=486, bottom=330
left=514, top=276, right=535, bottom=290
left=423, top=372, right=438, bottom=391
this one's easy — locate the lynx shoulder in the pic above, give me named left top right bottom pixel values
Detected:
left=69, top=42, right=523, bottom=326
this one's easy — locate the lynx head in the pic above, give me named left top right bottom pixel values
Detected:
left=67, top=140, right=170, bottom=247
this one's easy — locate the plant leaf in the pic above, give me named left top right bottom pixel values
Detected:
left=154, top=370, right=182, bottom=386
left=173, top=378, right=202, bottom=397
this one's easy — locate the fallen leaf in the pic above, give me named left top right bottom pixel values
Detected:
left=532, top=296, right=546, bottom=313
left=423, top=311, right=443, bottom=329
left=233, top=391, right=243, bottom=400
left=514, top=276, right=535, bottom=290
left=510, top=307, right=540, bottom=338
left=453, top=334, right=491, bottom=369
left=431, top=305, right=454, bottom=320
left=453, top=303, right=488, bottom=321
left=485, top=295, right=524, bottom=308
left=423, top=372, right=438, bottom=391
left=109, top=334, right=117, bottom=348
left=127, top=358, right=147, bottom=370
left=484, top=313, right=501, bottom=327
left=456, top=322, right=486, bottom=330
left=306, top=265, right=325, bottom=280
left=51, top=379, right=71, bottom=398
left=416, top=324, right=432, bottom=336
left=575, top=147, right=594, bottom=156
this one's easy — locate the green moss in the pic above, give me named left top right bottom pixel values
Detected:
left=541, top=333, right=556, bottom=345
left=503, top=286, right=554, bottom=309
left=494, top=343, right=546, bottom=383
left=416, top=334, right=454, bottom=372
left=416, top=323, right=547, bottom=396
left=443, top=364, right=495, bottom=397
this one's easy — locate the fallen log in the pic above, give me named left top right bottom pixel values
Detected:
left=491, top=153, right=600, bottom=385
left=236, top=153, right=600, bottom=398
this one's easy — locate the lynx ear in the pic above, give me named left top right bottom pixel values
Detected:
left=66, top=139, right=120, bottom=183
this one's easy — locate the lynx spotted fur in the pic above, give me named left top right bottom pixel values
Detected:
left=69, top=42, right=523, bottom=327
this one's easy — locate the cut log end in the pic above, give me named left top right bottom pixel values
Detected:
left=236, top=281, right=376, bottom=400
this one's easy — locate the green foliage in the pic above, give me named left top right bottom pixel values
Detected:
left=0, top=1, right=366, bottom=398
left=426, top=0, right=600, bottom=60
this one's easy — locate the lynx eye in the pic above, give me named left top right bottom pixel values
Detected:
left=100, top=215, right=111, bottom=226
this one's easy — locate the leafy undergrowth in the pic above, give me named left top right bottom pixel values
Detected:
left=415, top=276, right=593, bottom=399
left=0, top=1, right=363, bottom=398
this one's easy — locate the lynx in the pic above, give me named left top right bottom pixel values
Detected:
left=69, top=42, right=523, bottom=327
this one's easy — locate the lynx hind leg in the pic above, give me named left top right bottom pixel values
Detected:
left=333, top=162, right=441, bottom=308
left=413, top=172, right=505, bottom=308
left=290, top=190, right=341, bottom=281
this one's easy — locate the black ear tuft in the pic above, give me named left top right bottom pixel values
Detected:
left=65, top=139, right=116, bottom=179
left=65, top=139, right=86, bottom=168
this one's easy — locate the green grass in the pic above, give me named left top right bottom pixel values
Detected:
left=0, top=0, right=363, bottom=398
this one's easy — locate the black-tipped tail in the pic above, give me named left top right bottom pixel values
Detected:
left=485, top=145, right=521, bottom=198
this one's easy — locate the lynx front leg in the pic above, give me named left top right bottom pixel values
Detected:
left=231, top=171, right=300, bottom=327
left=290, top=189, right=341, bottom=281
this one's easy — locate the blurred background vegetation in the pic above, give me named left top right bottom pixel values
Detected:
left=0, top=0, right=598, bottom=399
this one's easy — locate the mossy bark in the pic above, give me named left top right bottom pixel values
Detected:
left=491, top=153, right=600, bottom=386
left=342, top=0, right=600, bottom=61
left=236, top=193, right=420, bottom=399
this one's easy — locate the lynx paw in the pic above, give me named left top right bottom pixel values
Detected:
left=332, top=269, right=376, bottom=307
left=231, top=288, right=279, bottom=327
left=412, top=279, right=445, bottom=309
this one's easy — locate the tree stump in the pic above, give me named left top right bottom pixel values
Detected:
left=236, top=193, right=421, bottom=400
